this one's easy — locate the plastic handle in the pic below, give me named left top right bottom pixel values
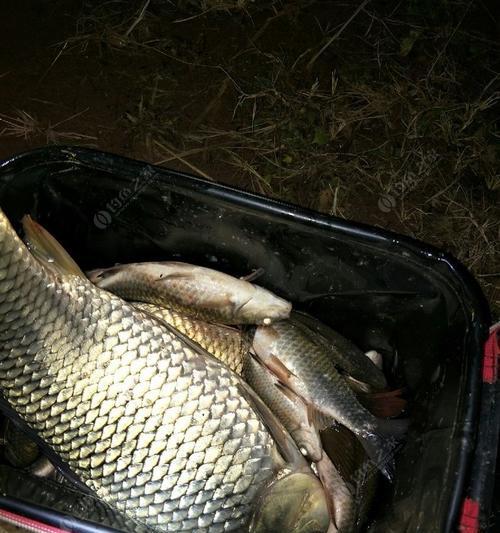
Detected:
left=482, top=323, right=500, bottom=383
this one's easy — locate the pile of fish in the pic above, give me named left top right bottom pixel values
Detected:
left=0, top=208, right=407, bottom=532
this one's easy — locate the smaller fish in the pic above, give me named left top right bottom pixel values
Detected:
left=291, top=312, right=387, bottom=390
left=249, top=471, right=331, bottom=533
left=315, top=452, right=356, bottom=533
left=243, top=353, right=323, bottom=461
left=244, top=355, right=356, bottom=532
left=87, top=261, right=292, bottom=325
left=252, top=321, right=407, bottom=480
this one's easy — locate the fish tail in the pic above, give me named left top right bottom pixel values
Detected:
left=360, top=418, right=408, bottom=481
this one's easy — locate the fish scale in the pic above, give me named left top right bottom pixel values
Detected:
left=0, top=211, right=285, bottom=532
left=132, top=302, right=248, bottom=375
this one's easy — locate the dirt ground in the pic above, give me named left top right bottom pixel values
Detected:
left=0, top=0, right=498, bottom=312
left=0, top=1, right=499, bottom=531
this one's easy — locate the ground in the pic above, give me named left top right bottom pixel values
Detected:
left=0, top=0, right=498, bottom=313
left=0, top=0, right=499, bottom=531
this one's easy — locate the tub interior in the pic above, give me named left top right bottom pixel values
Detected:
left=0, top=147, right=489, bottom=532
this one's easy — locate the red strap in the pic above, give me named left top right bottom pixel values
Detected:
left=0, top=507, right=69, bottom=533
left=482, top=325, right=500, bottom=384
left=459, top=497, right=480, bottom=532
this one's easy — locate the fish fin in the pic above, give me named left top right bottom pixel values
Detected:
left=359, top=419, right=408, bottom=481
left=315, top=451, right=356, bottom=531
left=358, top=389, right=407, bottom=418
left=240, top=267, right=265, bottom=282
left=306, top=403, right=320, bottom=427
left=21, top=215, right=85, bottom=278
left=359, top=433, right=397, bottom=481
left=345, top=376, right=373, bottom=394
left=320, top=425, right=364, bottom=483
left=274, top=381, right=300, bottom=402
left=236, top=382, right=308, bottom=470
left=315, top=454, right=337, bottom=528
left=314, top=411, right=336, bottom=432
left=303, top=402, right=335, bottom=432
left=265, top=355, right=297, bottom=384
left=327, top=521, right=338, bottom=533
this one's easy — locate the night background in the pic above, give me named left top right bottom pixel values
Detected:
left=0, top=0, right=498, bottom=531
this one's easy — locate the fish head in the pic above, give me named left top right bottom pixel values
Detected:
left=249, top=470, right=330, bottom=533
left=231, top=286, right=291, bottom=324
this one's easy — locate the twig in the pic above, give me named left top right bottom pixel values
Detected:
left=39, top=41, right=68, bottom=83
left=250, top=7, right=289, bottom=43
left=153, top=146, right=214, bottom=165
left=427, top=0, right=472, bottom=78
left=153, top=139, right=214, bottom=181
left=123, top=0, right=151, bottom=39
left=50, top=108, right=90, bottom=129
left=307, top=0, right=371, bottom=70
left=174, top=7, right=214, bottom=24
left=192, top=78, right=231, bottom=128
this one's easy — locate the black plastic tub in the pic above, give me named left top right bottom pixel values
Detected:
left=0, top=146, right=496, bottom=532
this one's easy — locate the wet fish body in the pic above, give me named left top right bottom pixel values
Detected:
left=252, top=321, right=406, bottom=480
left=0, top=210, right=309, bottom=532
left=321, top=425, right=378, bottom=532
left=243, top=354, right=322, bottom=462
left=290, top=313, right=387, bottom=390
left=133, top=302, right=248, bottom=375
left=87, top=262, right=292, bottom=325
left=243, top=355, right=355, bottom=532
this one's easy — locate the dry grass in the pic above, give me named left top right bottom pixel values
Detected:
left=0, top=109, right=97, bottom=145
left=63, top=0, right=500, bottom=311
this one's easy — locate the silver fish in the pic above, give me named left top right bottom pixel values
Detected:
left=0, top=211, right=325, bottom=532
left=87, top=262, right=292, bottom=325
left=132, top=302, right=248, bottom=375
left=252, top=321, right=407, bottom=480
left=243, top=353, right=323, bottom=462
left=243, top=355, right=355, bottom=532
left=290, top=313, right=387, bottom=390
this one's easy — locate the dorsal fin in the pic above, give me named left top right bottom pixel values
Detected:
left=21, top=215, right=86, bottom=279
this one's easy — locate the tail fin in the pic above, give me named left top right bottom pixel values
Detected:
left=360, top=418, right=408, bottom=481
